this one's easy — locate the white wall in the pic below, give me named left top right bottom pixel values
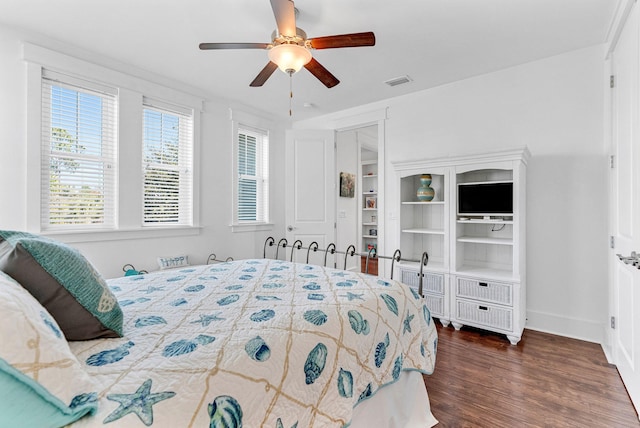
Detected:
left=0, top=24, right=286, bottom=279
left=295, top=45, right=609, bottom=343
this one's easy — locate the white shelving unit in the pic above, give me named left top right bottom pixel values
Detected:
left=360, top=158, right=378, bottom=274
left=392, top=148, right=529, bottom=344
left=394, top=167, right=450, bottom=324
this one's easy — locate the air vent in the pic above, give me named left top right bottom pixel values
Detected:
left=384, top=75, right=413, bottom=87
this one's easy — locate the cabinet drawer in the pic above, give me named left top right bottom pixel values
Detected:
left=424, top=293, right=444, bottom=317
left=456, top=277, right=512, bottom=305
left=456, top=299, right=512, bottom=331
left=400, top=270, right=444, bottom=294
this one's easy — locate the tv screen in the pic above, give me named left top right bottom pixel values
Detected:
left=458, top=182, right=513, bottom=215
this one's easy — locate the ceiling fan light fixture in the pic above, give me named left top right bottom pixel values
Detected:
left=268, top=43, right=312, bottom=74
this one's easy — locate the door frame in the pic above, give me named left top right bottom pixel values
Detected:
left=605, top=0, right=640, bottom=416
left=290, top=108, right=388, bottom=273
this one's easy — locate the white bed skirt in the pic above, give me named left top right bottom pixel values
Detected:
left=351, top=371, right=438, bottom=428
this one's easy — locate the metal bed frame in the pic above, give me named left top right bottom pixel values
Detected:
left=262, top=237, right=429, bottom=295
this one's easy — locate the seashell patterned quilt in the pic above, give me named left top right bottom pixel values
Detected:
left=68, top=259, right=438, bottom=427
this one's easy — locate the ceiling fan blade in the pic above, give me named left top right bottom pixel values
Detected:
left=308, top=32, right=376, bottom=50
left=304, top=58, right=340, bottom=88
left=250, top=61, right=279, bottom=87
left=199, top=42, right=269, bottom=50
left=270, top=0, right=296, bottom=37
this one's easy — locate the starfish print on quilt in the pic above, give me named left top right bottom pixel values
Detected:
left=103, top=378, right=175, bottom=426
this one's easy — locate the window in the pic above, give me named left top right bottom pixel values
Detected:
left=142, top=99, right=194, bottom=226
left=235, top=125, right=269, bottom=224
left=40, top=71, right=117, bottom=230
left=28, top=45, right=202, bottom=239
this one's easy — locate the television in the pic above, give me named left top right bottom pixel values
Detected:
left=457, top=182, right=513, bottom=216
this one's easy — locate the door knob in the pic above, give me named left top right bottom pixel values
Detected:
left=287, top=225, right=295, bottom=232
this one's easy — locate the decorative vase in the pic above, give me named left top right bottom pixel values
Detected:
left=417, top=174, right=435, bottom=201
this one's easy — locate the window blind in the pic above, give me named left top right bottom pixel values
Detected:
left=237, top=126, right=269, bottom=223
left=142, top=100, right=193, bottom=226
left=41, top=73, right=117, bottom=230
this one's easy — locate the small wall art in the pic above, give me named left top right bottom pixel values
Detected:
left=365, top=196, right=377, bottom=209
left=339, top=172, right=355, bottom=198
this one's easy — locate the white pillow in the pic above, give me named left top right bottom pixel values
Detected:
left=0, top=271, right=98, bottom=427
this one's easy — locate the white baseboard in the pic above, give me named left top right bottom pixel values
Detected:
left=525, top=309, right=605, bottom=344
left=601, top=344, right=615, bottom=365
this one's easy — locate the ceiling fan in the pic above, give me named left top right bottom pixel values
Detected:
left=199, top=0, right=376, bottom=89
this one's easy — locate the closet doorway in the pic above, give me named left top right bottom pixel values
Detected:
left=336, top=125, right=379, bottom=273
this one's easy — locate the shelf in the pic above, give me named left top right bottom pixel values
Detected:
left=363, top=174, right=377, bottom=178
left=362, top=222, right=377, bottom=226
left=363, top=235, right=378, bottom=239
left=457, top=236, right=513, bottom=245
left=457, top=218, right=513, bottom=224
left=454, top=266, right=517, bottom=281
left=363, top=192, right=378, bottom=196
left=401, top=228, right=445, bottom=235
left=402, top=201, right=445, bottom=205
left=396, top=259, right=447, bottom=273
left=363, top=208, right=377, bottom=211
left=458, top=179, right=513, bottom=186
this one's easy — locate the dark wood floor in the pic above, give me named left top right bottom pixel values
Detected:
left=424, top=323, right=639, bottom=427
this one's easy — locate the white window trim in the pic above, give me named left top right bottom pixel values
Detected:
left=24, top=43, right=202, bottom=240
left=230, top=109, right=273, bottom=232
left=142, top=98, right=194, bottom=227
left=40, top=70, right=119, bottom=231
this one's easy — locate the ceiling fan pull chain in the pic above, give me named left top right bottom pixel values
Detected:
left=289, top=70, right=293, bottom=116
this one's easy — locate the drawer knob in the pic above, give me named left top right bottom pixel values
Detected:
left=479, top=282, right=488, bottom=287
left=478, top=305, right=488, bottom=311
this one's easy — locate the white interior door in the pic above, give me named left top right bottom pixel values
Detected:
left=611, top=2, right=640, bottom=415
left=285, top=130, right=336, bottom=266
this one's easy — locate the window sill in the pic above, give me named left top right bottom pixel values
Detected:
left=230, top=222, right=274, bottom=233
left=40, top=226, right=202, bottom=244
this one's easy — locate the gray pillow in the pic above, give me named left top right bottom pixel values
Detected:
left=0, top=230, right=123, bottom=340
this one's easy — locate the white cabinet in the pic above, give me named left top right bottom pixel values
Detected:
left=394, top=165, right=451, bottom=325
left=392, top=148, right=529, bottom=345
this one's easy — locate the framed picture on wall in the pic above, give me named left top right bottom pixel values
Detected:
left=365, top=196, right=377, bottom=209
left=339, top=172, right=355, bottom=198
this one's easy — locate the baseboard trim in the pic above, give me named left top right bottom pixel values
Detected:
left=525, top=310, right=604, bottom=344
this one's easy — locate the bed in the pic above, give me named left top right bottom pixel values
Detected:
left=0, top=231, right=438, bottom=428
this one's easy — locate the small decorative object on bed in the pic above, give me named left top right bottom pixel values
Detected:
left=157, top=254, right=189, bottom=270
left=122, top=264, right=148, bottom=277
left=67, top=258, right=438, bottom=427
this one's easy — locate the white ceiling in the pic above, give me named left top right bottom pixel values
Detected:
left=0, top=0, right=620, bottom=121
